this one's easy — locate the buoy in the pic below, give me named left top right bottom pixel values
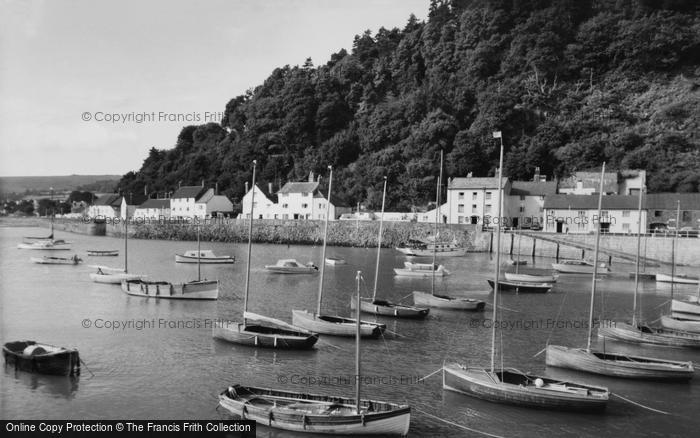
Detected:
left=534, top=378, right=544, bottom=387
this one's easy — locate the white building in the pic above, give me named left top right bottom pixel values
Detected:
left=86, top=194, right=122, bottom=218
left=133, top=199, right=171, bottom=220
left=240, top=184, right=278, bottom=219
left=507, top=181, right=557, bottom=229
left=446, top=177, right=510, bottom=225
left=276, top=181, right=336, bottom=220
left=170, top=186, right=233, bottom=219
left=543, top=195, right=647, bottom=234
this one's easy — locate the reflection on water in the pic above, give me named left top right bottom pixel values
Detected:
left=1, top=226, right=700, bottom=436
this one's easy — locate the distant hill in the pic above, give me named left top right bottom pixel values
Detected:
left=0, top=175, right=121, bottom=195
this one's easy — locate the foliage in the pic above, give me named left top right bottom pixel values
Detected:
left=118, top=0, right=700, bottom=210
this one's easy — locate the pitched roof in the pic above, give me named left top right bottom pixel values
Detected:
left=558, top=170, right=618, bottom=192
left=544, top=194, right=640, bottom=210
left=645, top=193, right=700, bottom=210
left=123, top=193, right=149, bottom=206
left=277, top=181, right=319, bottom=194
left=138, top=199, right=170, bottom=209
left=449, top=177, right=509, bottom=190
left=510, top=181, right=557, bottom=196
left=94, top=194, right=122, bottom=207
left=172, top=186, right=207, bottom=199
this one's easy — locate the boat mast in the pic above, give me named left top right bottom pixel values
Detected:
left=124, top=214, right=128, bottom=274
left=197, top=224, right=201, bottom=282
left=243, top=160, right=257, bottom=323
left=586, top=163, right=606, bottom=351
left=490, top=133, right=504, bottom=373
left=316, top=166, right=333, bottom=316
left=516, top=222, right=522, bottom=275
left=671, top=200, right=680, bottom=300
left=632, top=175, right=645, bottom=326
left=355, top=270, right=362, bottom=415
left=372, top=177, right=388, bottom=302
left=432, top=150, right=443, bottom=295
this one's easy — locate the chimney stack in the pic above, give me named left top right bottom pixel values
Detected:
left=144, top=184, right=147, bottom=196
left=215, top=182, right=218, bottom=195
left=467, top=171, right=473, bottom=178
left=534, top=166, right=541, bottom=182
left=245, top=181, right=249, bottom=194
left=308, top=171, right=314, bottom=182
left=201, top=179, right=204, bottom=188
left=268, top=182, right=273, bottom=194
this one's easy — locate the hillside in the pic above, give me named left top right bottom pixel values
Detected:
left=0, top=175, right=121, bottom=195
left=118, top=0, right=700, bottom=211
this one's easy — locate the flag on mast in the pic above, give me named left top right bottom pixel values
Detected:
left=492, top=131, right=502, bottom=139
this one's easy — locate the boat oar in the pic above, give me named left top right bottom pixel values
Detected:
left=382, top=328, right=407, bottom=338
left=79, top=358, right=95, bottom=378
left=413, top=406, right=506, bottom=438
left=417, top=367, right=442, bottom=382
left=485, top=303, right=521, bottom=313
left=317, top=339, right=343, bottom=350
left=532, top=347, right=546, bottom=358
left=611, top=392, right=671, bottom=415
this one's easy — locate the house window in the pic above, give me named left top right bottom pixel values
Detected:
left=683, top=211, right=691, bottom=222
left=302, top=203, right=308, bottom=209
left=282, top=204, right=288, bottom=209
left=283, top=214, right=289, bottom=219
left=519, top=206, right=524, bottom=213
left=458, top=192, right=464, bottom=200
left=458, top=216, right=464, bottom=224
left=301, top=192, right=308, bottom=197
left=519, top=195, right=525, bottom=201
left=485, top=192, right=492, bottom=200
left=622, top=223, right=630, bottom=231
left=472, top=192, right=477, bottom=200
left=485, top=204, right=492, bottom=214
left=622, top=210, right=630, bottom=217
left=252, top=202, right=257, bottom=208
left=472, top=204, right=478, bottom=213
left=319, top=203, right=323, bottom=209
left=458, top=204, right=464, bottom=213
left=655, top=210, right=662, bottom=217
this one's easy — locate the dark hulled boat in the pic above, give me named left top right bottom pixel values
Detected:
left=3, top=341, right=80, bottom=376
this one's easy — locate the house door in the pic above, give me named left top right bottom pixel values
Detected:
left=556, top=221, right=563, bottom=233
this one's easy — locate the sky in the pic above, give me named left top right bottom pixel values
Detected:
left=0, top=0, right=428, bottom=176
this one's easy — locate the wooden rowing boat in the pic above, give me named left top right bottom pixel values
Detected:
left=31, top=255, right=82, bottom=265
left=87, top=249, right=119, bottom=256
left=121, top=279, right=219, bottom=300
left=552, top=259, right=609, bottom=274
left=3, top=341, right=80, bottom=376
left=351, top=297, right=429, bottom=319
left=504, top=272, right=558, bottom=283
left=412, top=291, right=485, bottom=310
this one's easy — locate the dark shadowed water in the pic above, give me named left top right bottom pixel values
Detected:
left=2, top=226, right=699, bottom=437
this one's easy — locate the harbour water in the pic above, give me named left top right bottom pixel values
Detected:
left=1, top=226, right=700, bottom=437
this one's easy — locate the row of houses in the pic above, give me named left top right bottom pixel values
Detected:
left=87, top=186, right=234, bottom=220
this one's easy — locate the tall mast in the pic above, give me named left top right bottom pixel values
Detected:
left=372, top=177, right=388, bottom=302
left=355, top=270, right=362, bottom=415
left=490, top=133, right=504, bottom=373
left=632, top=176, right=645, bottom=326
left=316, top=166, right=333, bottom=316
left=197, top=224, right=201, bottom=281
left=124, top=214, right=128, bottom=273
left=243, top=160, right=257, bottom=322
left=432, top=150, right=443, bottom=295
left=671, top=200, right=680, bottom=300
left=586, top=163, right=606, bottom=351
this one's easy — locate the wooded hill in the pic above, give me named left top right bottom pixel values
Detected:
left=118, top=0, right=700, bottom=211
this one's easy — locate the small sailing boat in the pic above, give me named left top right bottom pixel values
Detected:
left=121, top=225, right=218, bottom=300
left=90, top=218, right=146, bottom=284
left=487, top=279, right=552, bottom=293
left=31, top=255, right=82, bottom=265
left=212, top=160, right=318, bottom=349
left=504, top=271, right=558, bottom=283
left=218, top=271, right=411, bottom=435
left=444, top=132, right=609, bottom=411
left=351, top=177, right=429, bottom=319
left=413, top=151, right=486, bottom=311
left=551, top=259, right=610, bottom=274
left=546, top=164, right=695, bottom=380
left=293, top=167, right=386, bottom=338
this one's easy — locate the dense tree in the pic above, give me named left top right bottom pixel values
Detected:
left=118, top=0, right=700, bottom=211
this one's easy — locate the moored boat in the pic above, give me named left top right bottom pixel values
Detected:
left=265, top=259, right=318, bottom=274
left=552, top=259, right=609, bottom=274
left=291, top=310, right=385, bottom=338
left=3, top=341, right=80, bottom=376
left=443, top=364, right=608, bottom=411
left=87, top=249, right=119, bottom=257
left=655, top=273, right=699, bottom=284
left=351, top=296, right=429, bottom=319
left=659, top=315, right=700, bottom=333
left=121, top=278, right=219, bottom=300
left=175, top=250, right=235, bottom=264
left=598, top=320, right=700, bottom=348
left=325, top=257, right=346, bottom=265
left=393, top=263, right=449, bottom=277
left=487, top=279, right=552, bottom=293
left=412, top=291, right=485, bottom=310
left=670, top=297, right=700, bottom=318
left=504, top=272, right=558, bottom=283
left=506, top=258, right=527, bottom=266
left=18, top=240, right=71, bottom=250
left=545, top=345, right=694, bottom=381
left=31, top=255, right=82, bottom=265
left=213, top=312, right=319, bottom=349
left=90, top=270, right=146, bottom=284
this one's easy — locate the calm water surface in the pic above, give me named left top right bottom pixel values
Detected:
left=1, top=226, right=699, bottom=437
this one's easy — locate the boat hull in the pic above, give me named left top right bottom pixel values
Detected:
left=393, top=268, right=448, bottom=277
left=31, top=257, right=81, bottom=265
left=487, top=280, right=551, bottom=293
left=219, top=386, right=410, bottom=436
left=551, top=262, right=609, bottom=274
left=400, top=247, right=467, bottom=257
left=265, top=267, right=318, bottom=274
left=90, top=272, right=146, bottom=284
left=325, top=258, right=346, bottom=266
left=175, top=254, right=234, bottom=264
left=660, top=315, right=700, bottom=333
left=87, top=250, right=119, bottom=256
left=656, top=273, right=699, bottom=284
left=545, top=345, right=694, bottom=380
left=121, top=279, right=219, bottom=300
left=442, top=364, right=608, bottom=411
left=212, top=322, right=318, bottom=349
left=350, top=297, right=429, bottom=319
left=18, top=243, right=70, bottom=250
left=504, top=273, right=557, bottom=283
left=671, top=298, right=700, bottom=318
left=598, top=321, right=700, bottom=348
left=291, top=310, right=385, bottom=338
left=3, top=341, right=80, bottom=376
left=411, top=291, right=485, bottom=310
